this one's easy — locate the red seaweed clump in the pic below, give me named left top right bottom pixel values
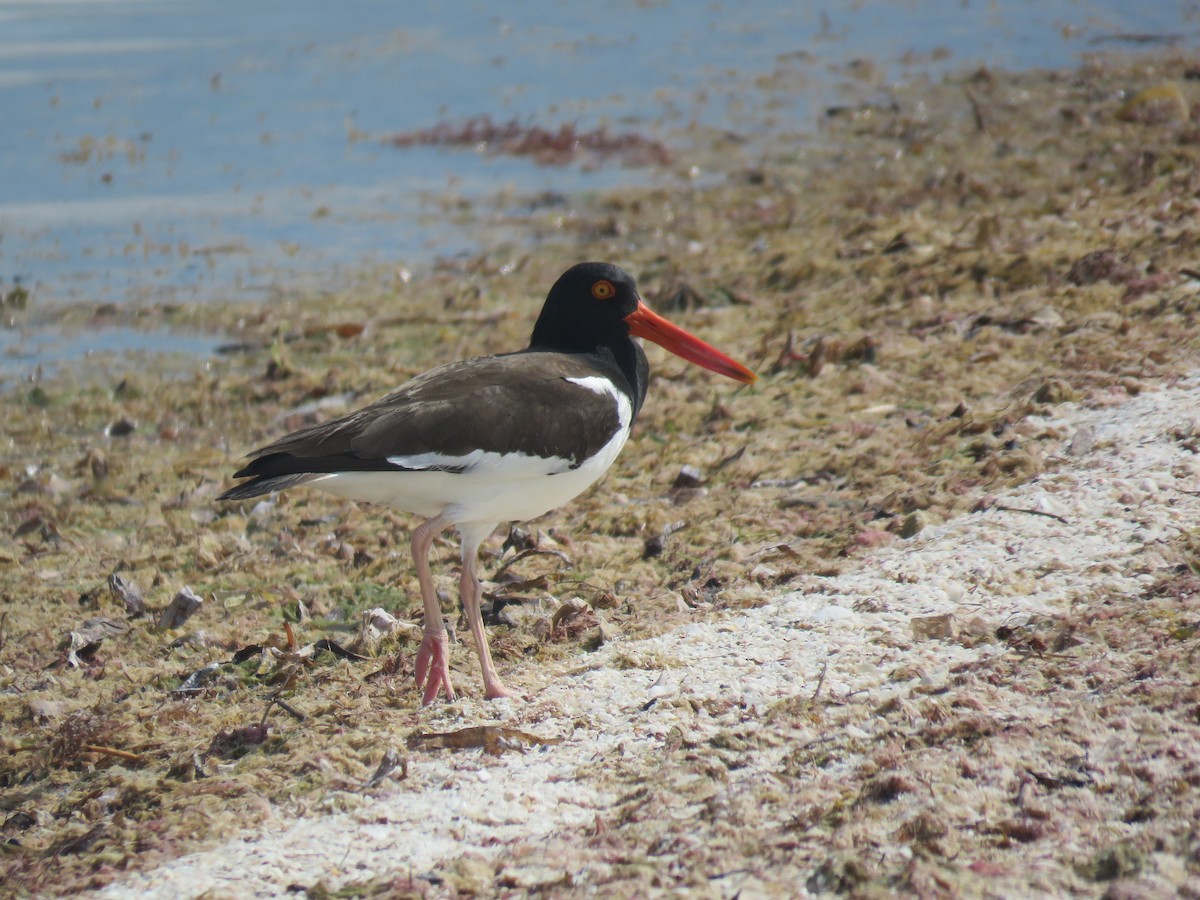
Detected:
left=385, top=115, right=672, bottom=167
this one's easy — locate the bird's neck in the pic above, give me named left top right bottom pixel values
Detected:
left=612, top=340, right=649, bottom=419
left=525, top=337, right=649, bottom=420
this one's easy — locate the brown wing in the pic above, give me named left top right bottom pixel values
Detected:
left=222, top=352, right=632, bottom=493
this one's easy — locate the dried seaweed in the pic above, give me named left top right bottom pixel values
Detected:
left=385, top=115, right=671, bottom=167
left=406, top=725, right=561, bottom=756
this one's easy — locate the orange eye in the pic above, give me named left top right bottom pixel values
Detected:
left=591, top=279, right=615, bottom=300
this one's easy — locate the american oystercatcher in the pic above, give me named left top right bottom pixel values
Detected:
left=218, top=262, right=755, bottom=703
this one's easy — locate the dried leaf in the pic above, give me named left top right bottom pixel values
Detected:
left=231, top=644, right=263, bottom=664
left=550, top=597, right=592, bottom=632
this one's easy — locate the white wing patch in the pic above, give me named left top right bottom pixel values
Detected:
left=385, top=448, right=572, bottom=476
left=565, top=376, right=633, bottom=430
left=563, top=375, right=633, bottom=485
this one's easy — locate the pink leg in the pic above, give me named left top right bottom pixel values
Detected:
left=459, top=523, right=511, bottom=700
left=411, top=514, right=455, bottom=705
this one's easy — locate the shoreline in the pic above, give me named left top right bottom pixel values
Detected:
left=4, top=48, right=1200, bottom=895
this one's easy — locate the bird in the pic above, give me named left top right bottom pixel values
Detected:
left=218, top=262, right=756, bottom=704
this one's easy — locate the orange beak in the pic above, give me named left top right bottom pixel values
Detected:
left=625, top=300, right=757, bottom=384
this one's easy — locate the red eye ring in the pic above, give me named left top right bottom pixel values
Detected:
left=591, top=279, right=616, bottom=300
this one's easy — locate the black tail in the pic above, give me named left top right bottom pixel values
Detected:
left=217, top=473, right=316, bottom=502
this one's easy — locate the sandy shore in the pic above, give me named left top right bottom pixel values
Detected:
left=97, top=371, right=1200, bottom=897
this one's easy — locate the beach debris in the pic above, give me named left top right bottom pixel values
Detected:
left=853, top=528, right=893, bottom=549
left=158, top=586, right=203, bottom=629
left=645, top=671, right=677, bottom=706
left=71, top=616, right=129, bottom=644
left=173, top=662, right=223, bottom=693
left=911, top=613, right=955, bottom=641
left=3, top=810, right=37, bottom=834
left=27, top=699, right=70, bottom=721
left=1065, top=425, right=1096, bottom=457
left=1066, top=249, right=1137, bottom=286
left=585, top=613, right=616, bottom=649
left=898, top=511, right=927, bottom=538
left=1033, top=379, right=1079, bottom=405
left=859, top=773, right=917, bottom=805
left=358, top=607, right=395, bottom=635
left=973, top=497, right=1069, bottom=524
left=13, top=509, right=61, bottom=543
left=208, top=722, right=270, bottom=759
left=108, top=572, right=146, bottom=617
left=1116, top=82, right=1189, bottom=123
left=167, top=751, right=208, bottom=782
left=312, top=638, right=368, bottom=662
left=81, top=743, right=145, bottom=764
left=550, top=596, right=595, bottom=638
left=364, top=746, right=407, bottom=789
left=490, top=546, right=572, bottom=582
left=642, top=520, right=687, bottom=558
left=672, top=465, right=704, bottom=490
left=61, top=617, right=128, bottom=667
left=51, top=824, right=108, bottom=857
left=502, top=524, right=537, bottom=554
left=353, top=608, right=421, bottom=653
left=231, top=644, right=263, bottom=664
left=406, top=725, right=561, bottom=757
left=669, top=471, right=707, bottom=505
left=47, top=709, right=124, bottom=766
left=77, top=448, right=109, bottom=482
left=364, top=651, right=406, bottom=683
left=105, top=417, right=137, bottom=437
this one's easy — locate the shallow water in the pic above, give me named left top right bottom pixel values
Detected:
left=0, top=0, right=1196, bottom=374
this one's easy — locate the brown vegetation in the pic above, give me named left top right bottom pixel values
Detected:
left=3, top=51, right=1200, bottom=894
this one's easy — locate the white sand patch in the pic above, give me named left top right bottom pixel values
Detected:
left=99, top=374, right=1200, bottom=897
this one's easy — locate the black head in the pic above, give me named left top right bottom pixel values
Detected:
left=528, top=261, right=757, bottom=384
left=528, top=262, right=642, bottom=355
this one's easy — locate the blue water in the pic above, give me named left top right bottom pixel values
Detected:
left=0, top=0, right=1196, bottom=375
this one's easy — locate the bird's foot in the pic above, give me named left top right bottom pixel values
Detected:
left=414, top=630, right=456, bottom=705
left=483, top=677, right=513, bottom=701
